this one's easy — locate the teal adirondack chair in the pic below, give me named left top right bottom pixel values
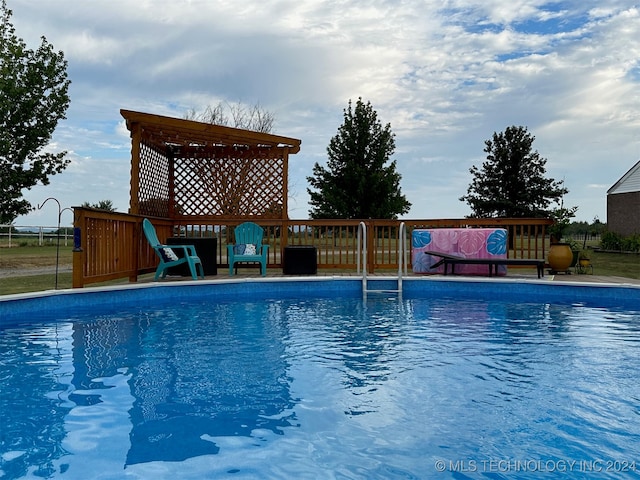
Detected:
left=227, top=222, right=269, bottom=276
left=143, top=219, right=204, bottom=280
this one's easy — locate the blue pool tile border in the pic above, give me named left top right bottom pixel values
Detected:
left=2, top=276, right=640, bottom=325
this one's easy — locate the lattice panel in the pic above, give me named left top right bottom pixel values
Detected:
left=135, top=140, right=171, bottom=217
left=173, top=150, right=285, bottom=218
left=123, top=111, right=300, bottom=221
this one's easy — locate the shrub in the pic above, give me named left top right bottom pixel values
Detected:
left=621, top=234, right=640, bottom=253
left=600, top=230, right=640, bottom=252
left=599, top=230, right=622, bottom=250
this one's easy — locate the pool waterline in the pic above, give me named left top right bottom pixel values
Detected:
left=3, top=275, right=640, bottom=322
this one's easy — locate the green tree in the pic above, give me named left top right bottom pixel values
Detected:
left=0, top=0, right=71, bottom=224
left=307, top=98, right=411, bottom=219
left=460, top=126, right=567, bottom=218
left=81, top=200, right=115, bottom=211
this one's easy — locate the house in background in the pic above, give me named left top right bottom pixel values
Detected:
left=607, top=159, right=640, bottom=236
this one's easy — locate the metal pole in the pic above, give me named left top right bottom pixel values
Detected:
left=37, top=198, right=73, bottom=290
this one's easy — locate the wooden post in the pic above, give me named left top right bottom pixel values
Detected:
left=168, top=148, right=175, bottom=218
left=282, top=147, right=289, bottom=220
left=130, top=218, right=140, bottom=283
left=366, top=220, right=375, bottom=273
left=72, top=209, right=86, bottom=288
left=129, top=122, right=142, bottom=214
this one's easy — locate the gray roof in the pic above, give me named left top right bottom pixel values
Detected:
left=608, top=159, right=640, bottom=195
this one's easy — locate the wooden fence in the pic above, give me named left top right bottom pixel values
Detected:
left=72, top=208, right=553, bottom=287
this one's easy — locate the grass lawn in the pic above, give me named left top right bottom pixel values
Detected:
left=0, top=244, right=74, bottom=294
left=0, top=272, right=74, bottom=294
left=590, top=250, right=640, bottom=278
left=0, top=244, right=73, bottom=268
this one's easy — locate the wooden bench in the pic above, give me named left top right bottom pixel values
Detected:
left=423, top=251, right=545, bottom=278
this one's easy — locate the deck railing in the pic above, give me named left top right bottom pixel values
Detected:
left=72, top=208, right=553, bottom=287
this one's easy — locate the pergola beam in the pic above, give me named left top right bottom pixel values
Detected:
left=121, top=109, right=301, bottom=153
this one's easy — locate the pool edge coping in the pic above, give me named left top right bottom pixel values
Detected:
left=3, top=274, right=640, bottom=304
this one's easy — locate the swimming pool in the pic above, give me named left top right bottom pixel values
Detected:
left=2, top=277, right=640, bottom=479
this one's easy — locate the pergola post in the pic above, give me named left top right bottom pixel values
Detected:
left=168, top=148, right=176, bottom=218
left=128, top=122, right=142, bottom=215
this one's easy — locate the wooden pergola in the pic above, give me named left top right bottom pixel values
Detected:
left=121, top=109, right=301, bottom=221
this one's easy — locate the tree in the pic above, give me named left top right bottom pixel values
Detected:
left=81, top=200, right=116, bottom=211
left=185, top=101, right=275, bottom=133
left=184, top=101, right=277, bottom=217
left=460, top=126, right=567, bottom=218
left=0, top=0, right=70, bottom=224
left=307, top=98, right=411, bottom=219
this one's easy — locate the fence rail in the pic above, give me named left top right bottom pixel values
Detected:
left=0, top=225, right=73, bottom=247
left=68, top=208, right=553, bottom=288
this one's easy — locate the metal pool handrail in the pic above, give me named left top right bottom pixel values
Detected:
left=359, top=221, right=406, bottom=295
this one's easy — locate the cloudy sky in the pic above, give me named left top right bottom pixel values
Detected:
left=9, top=0, right=640, bottom=226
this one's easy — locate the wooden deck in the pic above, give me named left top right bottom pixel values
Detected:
left=135, top=268, right=640, bottom=286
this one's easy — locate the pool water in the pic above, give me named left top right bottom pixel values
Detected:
left=2, top=289, right=640, bottom=479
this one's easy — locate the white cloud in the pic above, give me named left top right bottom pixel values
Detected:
left=6, top=0, right=640, bottom=225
